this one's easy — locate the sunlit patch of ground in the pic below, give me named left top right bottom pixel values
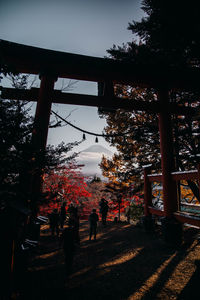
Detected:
left=157, top=240, right=200, bottom=299
left=22, top=221, right=200, bottom=300
left=98, top=249, right=143, bottom=268
left=128, top=252, right=177, bottom=299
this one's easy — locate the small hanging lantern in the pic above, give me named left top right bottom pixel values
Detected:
left=95, top=136, right=98, bottom=143
left=83, top=133, right=86, bottom=140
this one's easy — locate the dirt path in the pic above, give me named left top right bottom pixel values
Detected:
left=22, top=221, right=200, bottom=299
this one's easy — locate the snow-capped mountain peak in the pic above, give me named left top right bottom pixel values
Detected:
left=81, top=145, right=113, bottom=156
left=76, top=144, right=113, bottom=177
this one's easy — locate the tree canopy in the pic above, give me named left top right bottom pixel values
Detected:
left=0, top=73, right=81, bottom=211
left=99, top=0, right=200, bottom=202
left=109, top=0, right=200, bottom=68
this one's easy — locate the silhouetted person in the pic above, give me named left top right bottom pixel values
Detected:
left=68, top=203, right=76, bottom=215
left=99, top=198, right=109, bottom=226
left=89, top=209, right=99, bottom=241
left=126, top=206, right=131, bottom=223
left=60, top=225, right=76, bottom=278
left=68, top=207, right=80, bottom=245
left=60, top=202, right=67, bottom=228
left=49, top=208, right=60, bottom=236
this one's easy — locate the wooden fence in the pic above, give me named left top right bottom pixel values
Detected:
left=144, top=165, right=200, bottom=227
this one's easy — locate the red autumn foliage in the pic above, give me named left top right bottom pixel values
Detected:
left=39, top=164, right=91, bottom=216
left=39, top=163, right=144, bottom=221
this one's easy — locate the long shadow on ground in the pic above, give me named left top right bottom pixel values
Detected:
left=20, top=221, right=199, bottom=300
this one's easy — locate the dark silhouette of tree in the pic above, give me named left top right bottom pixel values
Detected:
left=109, top=0, right=200, bottom=68
left=0, top=72, right=82, bottom=210
left=0, top=70, right=82, bottom=298
left=99, top=0, right=200, bottom=202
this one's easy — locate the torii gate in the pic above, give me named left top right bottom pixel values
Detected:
left=1, top=39, right=199, bottom=237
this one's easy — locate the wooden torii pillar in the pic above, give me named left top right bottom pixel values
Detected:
left=0, top=40, right=198, bottom=224
left=29, top=74, right=57, bottom=215
left=157, top=88, right=182, bottom=245
left=32, top=74, right=56, bottom=150
left=143, top=88, right=182, bottom=244
left=157, top=88, right=178, bottom=217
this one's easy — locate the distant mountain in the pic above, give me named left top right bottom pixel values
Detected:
left=81, top=145, right=113, bottom=156
left=76, top=144, right=113, bottom=178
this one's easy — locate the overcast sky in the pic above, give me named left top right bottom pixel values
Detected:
left=0, top=0, right=144, bottom=153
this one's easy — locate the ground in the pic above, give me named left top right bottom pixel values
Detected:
left=18, top=220, right=200, bottom=300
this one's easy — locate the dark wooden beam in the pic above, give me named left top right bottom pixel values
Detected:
left=0, top=87, right=196, bottom=115
left=148, top=173, right=162, bottom=182
left=1, top=39, right=200, bottom=90
left=171, top=170, right=198, bottom=181
left=144, top=166, right=152, bottom=217
left=148, top=207, right=165, bottom=217
left=174, top=212, right=200, bottom=227
left=147, top=208, right=200, bottom=227
left=148, top=170, right=199, bottom=182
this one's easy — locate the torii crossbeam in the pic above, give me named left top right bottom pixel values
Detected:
left=1, top=39, right=199, bottom=221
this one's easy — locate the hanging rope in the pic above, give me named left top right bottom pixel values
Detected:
left=51, top=110, right=132, bottom=138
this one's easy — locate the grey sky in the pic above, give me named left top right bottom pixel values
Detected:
left=0, top=0, right=144, bottom=152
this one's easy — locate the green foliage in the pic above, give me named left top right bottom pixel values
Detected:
left=89, top=175, right=102, bottom=183
left=99, top=88, right=160, bottom=187
left=0, top=96, right=33, bottom=191
left=129, top=203, right=144, bottom=221
left=0, top=72, right=81, bottom=209
left=108, top=0, right=200, bottom=68
left=100, top=0, right=200, bottom=201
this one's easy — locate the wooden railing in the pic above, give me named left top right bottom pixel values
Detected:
left=144, top=165, right=200, bottom=227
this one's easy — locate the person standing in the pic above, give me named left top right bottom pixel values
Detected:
left=68, top=207, right=80, bottom=245
left=60, top=225, right=76, bottom=278
left=89, top=209, right=99, bottom=241
left=126, top=206, right=131, bottom=223
left=99, top=198, right=109, bottom=226
left=49, top=208, right=60, bottom=236
left=60, top=202, right=67, bottom=229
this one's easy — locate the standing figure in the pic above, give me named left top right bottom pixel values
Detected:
left=126, top=206, right=131, bottom=223
left=68, top=203, right=76, bottom=215
left=60, top=226, right=76, bottom=278
left=89, top=209, right=99, bottom=241
left=68, top=207, right=80, bottom=245
left=49, top=208, right=60, bottom=236
left=60, top=202, right=67, bottom=229
left=99, top=198, right=109, bottom=226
